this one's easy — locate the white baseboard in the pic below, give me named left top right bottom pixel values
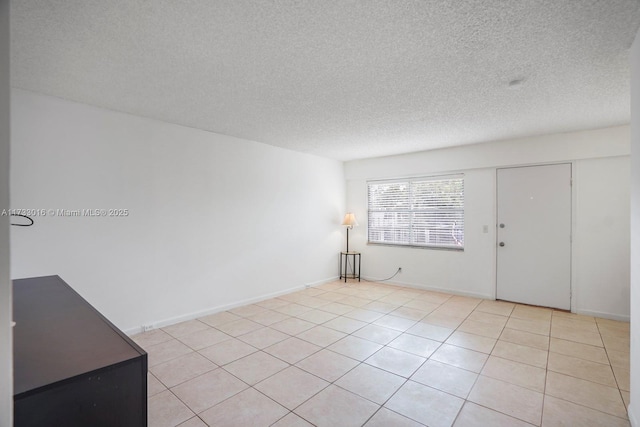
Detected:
left=126, top=276, right=630, bottom=336
left=630, top=404, right=638, bottom=427
left=307, top=276, right=340, bottom=287
left=364, top=278, right=630, bottom=321
left=573, top=308, right=630, bottom=322
left=125, top=277, right=338, bottom=336
left=361, top=276, right=493, bottom=300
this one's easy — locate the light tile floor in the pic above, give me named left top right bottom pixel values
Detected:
left=133, top=280, right=631, bottom=427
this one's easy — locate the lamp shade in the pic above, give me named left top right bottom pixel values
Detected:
left=341, top=213, right=358, bottom=227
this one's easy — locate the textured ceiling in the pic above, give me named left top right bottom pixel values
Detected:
left=10, top=1, right=640, bottom=161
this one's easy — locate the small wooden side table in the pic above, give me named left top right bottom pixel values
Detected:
left=340, top=251, right=361, bottom=282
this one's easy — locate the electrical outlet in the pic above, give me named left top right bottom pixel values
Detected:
left=142, top=324, right=154, bottom=332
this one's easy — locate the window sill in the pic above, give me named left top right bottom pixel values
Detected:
left=366, top=242, right=464, bottom=252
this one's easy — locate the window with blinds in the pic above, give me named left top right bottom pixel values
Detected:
left=367, top=175, right=464, bottom=249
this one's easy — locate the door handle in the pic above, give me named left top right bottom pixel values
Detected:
left=499, top=242, right=505, bottom=247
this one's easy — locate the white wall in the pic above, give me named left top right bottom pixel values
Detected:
left=0, top=0, right=11, bottom=425
left=10, top=90, right=345, bottom=334
left=629, top=24, right=640, bottom=427
left=574, top=157, right=630, bottom=318
left=345, top=126, right=631, bottom=320
left=346, top=126, right=630, bottom=180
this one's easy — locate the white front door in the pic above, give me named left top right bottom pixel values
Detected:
left=496, top=164, right=572, bottom=310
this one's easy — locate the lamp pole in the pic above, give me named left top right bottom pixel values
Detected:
left=346, top=226, right=350, bottom=253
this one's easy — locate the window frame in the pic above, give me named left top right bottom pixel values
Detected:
left=366, top=174, right=465, bottom=250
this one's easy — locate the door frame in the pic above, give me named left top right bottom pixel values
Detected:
left=494, top=161, right=576, bottom=312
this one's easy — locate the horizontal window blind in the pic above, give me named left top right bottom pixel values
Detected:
left=368, top=175, right=464, bottom=248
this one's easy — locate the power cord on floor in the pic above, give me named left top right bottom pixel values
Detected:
left=362, top=267, right=402, bottom=283
left=344, top=255, right=401, bottom=283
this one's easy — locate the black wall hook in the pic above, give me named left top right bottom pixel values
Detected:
left=10, top=214, right=34, bottom=227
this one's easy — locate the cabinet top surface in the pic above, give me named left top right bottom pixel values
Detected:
left=13, top=275, right=145, bottom=396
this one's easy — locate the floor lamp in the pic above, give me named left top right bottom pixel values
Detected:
left=341, top=213, right=358, bottom=252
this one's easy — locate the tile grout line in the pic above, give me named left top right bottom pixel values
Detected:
left=539, top=321, right=552, bottom=427
left=596, top=318, right=631, bottom=419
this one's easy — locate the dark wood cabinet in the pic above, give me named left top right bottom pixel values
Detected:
left=13, top=275, right=147, bottom=427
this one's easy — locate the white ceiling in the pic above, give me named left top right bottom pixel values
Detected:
left=10, top=1, right=640, bottom=161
